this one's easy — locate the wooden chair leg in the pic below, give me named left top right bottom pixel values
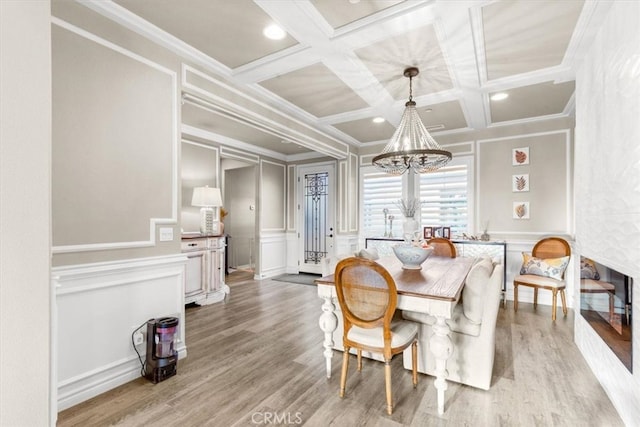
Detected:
left=560, top=289, right=568, bottom=317
left=609, top=293, right=615, bottom=323
left=411, top=341, right=418, bottom=388
left=533, top=287, right=539, bottom=308
left=357, top=349, right=362, bottom=371
left=552, top=289, right=558, bottom=321
left=384, top=360, right=393, bottom=415
left=340, top=347, right=350, bottom=398
left=514, top=283, right=519, bottom=312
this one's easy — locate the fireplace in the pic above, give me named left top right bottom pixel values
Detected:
left=579, top=257, right=633, bottom=372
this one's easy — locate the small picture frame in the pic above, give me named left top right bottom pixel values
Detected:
left=513, top=202, right=530, bottom=219
left=512, top=174, right=529, bottom=192
left=442, top=227, right=451, bottom=239
left=512, top=147, right=529, bottom=165
left=423, top=226, right=433, bottom=239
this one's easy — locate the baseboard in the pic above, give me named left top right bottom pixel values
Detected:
left=58, top=346, right=186, bottom=411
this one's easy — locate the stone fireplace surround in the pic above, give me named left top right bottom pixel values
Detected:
left=573, top=1, right=640, bottom=424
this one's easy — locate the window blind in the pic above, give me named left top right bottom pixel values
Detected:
left=361, top=169, right=402, bottom=237
left=419, top=163, right=468, bottom=236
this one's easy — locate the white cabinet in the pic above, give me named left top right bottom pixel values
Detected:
left=181, top=235, right=230, bottom=305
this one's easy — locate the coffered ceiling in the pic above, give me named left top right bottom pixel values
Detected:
left=84, top=0, right=606, bottom=159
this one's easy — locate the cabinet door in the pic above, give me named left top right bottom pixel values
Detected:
left=209, top=247, right=224, bottom=293
left=185, top=250, right=207, bottom=302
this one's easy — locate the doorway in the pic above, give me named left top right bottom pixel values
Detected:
left=222, top=158, right=257, bottom=275
left=298, top=162, right=335, bottom=274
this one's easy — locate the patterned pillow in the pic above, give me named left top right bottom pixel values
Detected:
left=580, top=257, right=600, bottom=280
left=520, top=253, right=570, bottom=280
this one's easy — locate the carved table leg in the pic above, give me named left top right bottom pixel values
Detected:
left=430, top=316, right=453, bottom=415
left=319, top=295, right=338, bottom=378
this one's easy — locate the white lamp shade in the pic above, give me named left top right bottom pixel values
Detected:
left=191, top=186, right=222, bottom=207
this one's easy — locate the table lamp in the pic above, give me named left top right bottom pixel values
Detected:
left=191, top=186, right=222, bottom=235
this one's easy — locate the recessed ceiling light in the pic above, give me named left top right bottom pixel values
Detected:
left=372, top=117, right=385, bottom=123
left=349, top=0, right=361, bottom=4
left=424, top=108, right=433, bottom=113
left=263, top=24, right=286, bottom=40
left=491, top=92, right=509, bottom=101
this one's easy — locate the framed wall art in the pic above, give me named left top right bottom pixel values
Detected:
left=513, top=202, right=530, bottom=219
left=512, top=174, right=529, bottom=192
left=512, top=147, right=529, bottom=165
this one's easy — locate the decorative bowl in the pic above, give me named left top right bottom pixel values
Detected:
left=392, top=244, right=434, bottom=270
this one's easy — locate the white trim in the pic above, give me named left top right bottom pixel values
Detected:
left=349, top=152, right=359, bottom=232
left=287, top=165, right=296, bottom=231
left=339, top=160, right=348, bottom=234
left=182, top=64, right=349, bottom=159
left=78, top=0, right=232, bottom=77
left=51, top=17, right=178, bottom=254
left=260, top=159, right=287, bottom=232
left=221, top=146, right=260, bottom=164
left=182, top=123, right=286, bottom=161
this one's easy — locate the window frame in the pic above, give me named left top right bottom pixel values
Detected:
left=359, top=155, right=474, bottom=240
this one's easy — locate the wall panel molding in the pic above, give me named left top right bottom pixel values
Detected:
left=53, top=254, right=187, bottom=410
left=51, top=18, right=178, bottom=254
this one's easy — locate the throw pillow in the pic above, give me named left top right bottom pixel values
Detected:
left=580, top=257, right=600, bottom=280
left=520, top=253, right=570, bottom=281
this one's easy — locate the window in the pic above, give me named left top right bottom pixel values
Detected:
left=361, top=156, right=473, bottom=238
left=361, top=168, right=402, bottom=237
left=419, top=157, right=471, bottom=236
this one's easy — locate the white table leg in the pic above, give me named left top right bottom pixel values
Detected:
left=319, top=295, right=338, bottom=378
left=430, top=316, right=453, bottom=415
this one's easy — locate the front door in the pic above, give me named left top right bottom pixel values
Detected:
left=298, top=163, right=335, bottom=274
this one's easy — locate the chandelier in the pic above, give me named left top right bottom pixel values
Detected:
left=372, top=67, right=452, bottom=175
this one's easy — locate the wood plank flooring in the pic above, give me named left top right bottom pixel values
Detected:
left=57, top=273, right=624, bottom=426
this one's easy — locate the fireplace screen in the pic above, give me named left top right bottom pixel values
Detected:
left=579, top=257, right=633, bottom=372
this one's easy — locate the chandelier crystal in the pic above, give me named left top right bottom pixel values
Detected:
left=372, top=67, right=452, bottom=175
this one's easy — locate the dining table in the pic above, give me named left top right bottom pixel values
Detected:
left=315, top=254, right=475, bottom=415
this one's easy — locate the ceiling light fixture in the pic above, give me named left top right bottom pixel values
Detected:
left=491, top=92, right=509, bottom=101
left=263, top=24, right=286, bottom=40
left=372, top=117, right=385, bottom=123
left=372, top=67, right=452, bottom=175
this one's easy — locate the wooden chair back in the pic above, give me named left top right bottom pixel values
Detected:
left=427, top=237, right=457, bottom=258
left=334, top=257, right=397, bottom=350
left=532, top=237, right=571, bottom=262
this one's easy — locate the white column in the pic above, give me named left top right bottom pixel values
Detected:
left=429, top=316, right=454, bottom=415
left=318, top=295, right=338, bottom=378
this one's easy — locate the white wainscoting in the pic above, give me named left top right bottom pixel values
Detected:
left=285, top=231, right=299, bottom=274
left=256, top=232, right=287, bottom=279
left=53, top=254, right=187, bottom=411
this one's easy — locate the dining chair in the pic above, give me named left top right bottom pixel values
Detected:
left=427, top=237, right=457, bottom=258
left=334, top=257, right=418, bottom=415
left=513, top=237, right=571, bottom=321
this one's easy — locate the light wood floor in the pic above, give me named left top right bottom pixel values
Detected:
left=57, top=273, right=624, bottom=426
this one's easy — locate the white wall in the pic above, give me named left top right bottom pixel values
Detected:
left=0, top=1, right=52, bottom=425
left=574, top=1, right=640, bottom=425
